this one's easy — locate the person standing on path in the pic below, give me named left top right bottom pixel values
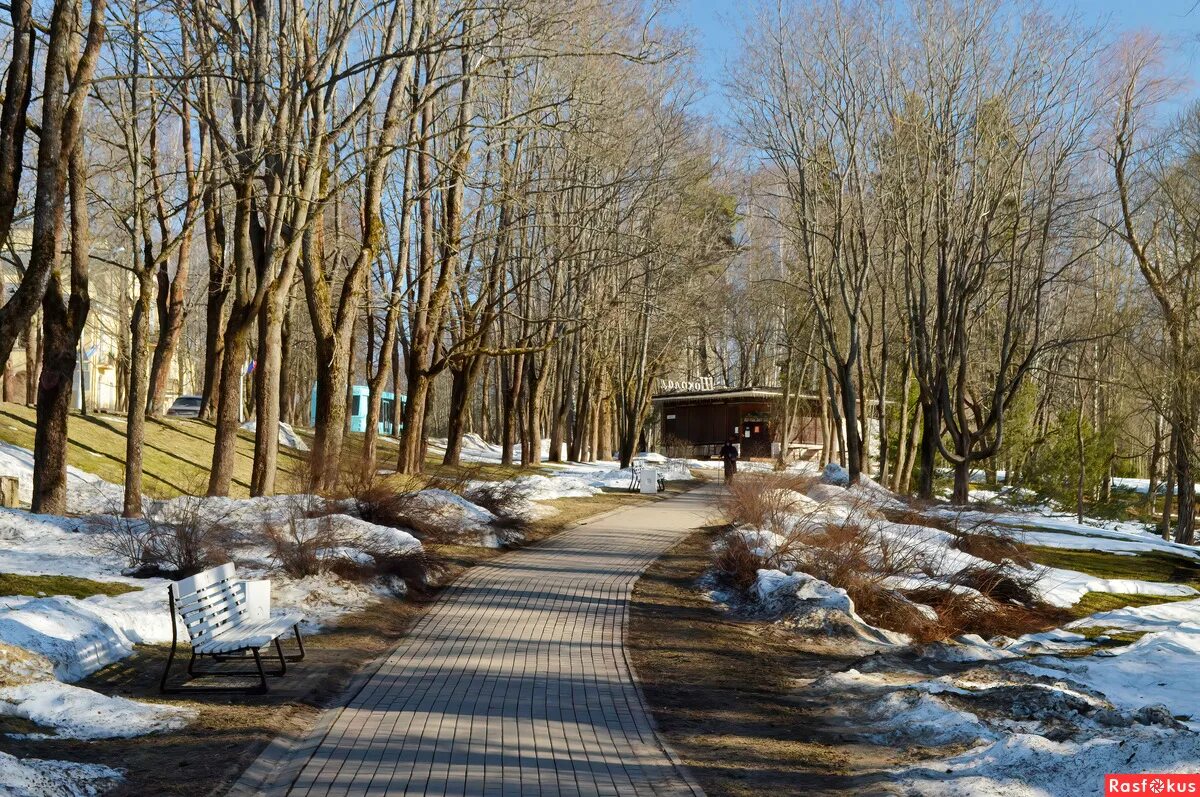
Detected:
left=720, top=436, right=739, bottom=484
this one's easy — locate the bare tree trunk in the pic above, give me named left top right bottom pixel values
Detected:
left=123, top=267, right=153, bottom=516
left=23, top=313, right=38, bottom=405
left=250, top=291, right=289, bottom=496
left=1162, top=422, right=1178, bottom=541
left=1174, top=420, right=1196, bottom=545
left=32, top=140, right=90, bottom=515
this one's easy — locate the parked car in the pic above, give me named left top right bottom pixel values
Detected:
left=166, top=395, right=203, bottom=418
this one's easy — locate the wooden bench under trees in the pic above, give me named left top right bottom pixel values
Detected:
left=160, top=562, right=305, bottom=694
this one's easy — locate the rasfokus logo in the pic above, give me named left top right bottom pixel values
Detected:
left=1106, top=775, right=1200, bottom=794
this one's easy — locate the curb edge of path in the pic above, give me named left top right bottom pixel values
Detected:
left=220, top=481, right=716, bottom=797
left=621, top=484, right=717, bottom=797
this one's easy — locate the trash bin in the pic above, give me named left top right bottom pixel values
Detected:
left=639, top=467, right=659, bottom=494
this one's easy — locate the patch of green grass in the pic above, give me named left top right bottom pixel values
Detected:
left=0, top=572, right=140, bottom=599
left=1057, top=625, right=1149, bottom=657
left=1073, top=624, right=1147, bottom=645
left=1067, top=590, right=1194, bottom=620
left=1024, top=547, right=1200, bottom=620
left=1025, top=545, right=1200, bottom=587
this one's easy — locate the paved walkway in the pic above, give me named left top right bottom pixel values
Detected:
left=251, top=487, right=714, bottom=797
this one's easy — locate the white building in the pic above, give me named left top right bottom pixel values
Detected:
left=1, top=227, right=194, bottom=413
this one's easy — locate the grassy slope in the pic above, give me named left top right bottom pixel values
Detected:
left=0, top=402, right=317, bottom=498
left=0, top=400, right=588, bottom=497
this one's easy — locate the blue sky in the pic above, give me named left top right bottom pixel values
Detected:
left=663, top=0, right=1200, bottom=119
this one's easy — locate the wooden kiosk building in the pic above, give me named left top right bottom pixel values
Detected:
left=651, top=384, right=824, bottom=460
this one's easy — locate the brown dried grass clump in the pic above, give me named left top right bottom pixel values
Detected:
left=952, top=527, right=1033, bottom=568
left=903, top=586, right=1069, bottom=641
left=720, top=473, right=818, bottom=532
left=712, top=532, right=765, bottom=591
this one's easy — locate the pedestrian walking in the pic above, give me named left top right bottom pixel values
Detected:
left=719, top=436, right=739, bottom=485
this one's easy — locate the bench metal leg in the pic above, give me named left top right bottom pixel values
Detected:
left=274, top=637, right=287, bottom=676
left=251, top=648, right=269, bottom=693
left=291, top=625, right=306, bottom=662
left=159, top=638, right=179, bottom=694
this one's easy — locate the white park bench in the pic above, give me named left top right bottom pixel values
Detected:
left=160, top=562, right=305, bottom=694
left=629, top=461, right=666, bottom=493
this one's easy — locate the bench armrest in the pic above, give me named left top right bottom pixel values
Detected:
left=233, top=579, right=272, bottom=621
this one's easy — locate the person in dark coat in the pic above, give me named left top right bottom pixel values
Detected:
left=719, top=437, right=739, bottom=485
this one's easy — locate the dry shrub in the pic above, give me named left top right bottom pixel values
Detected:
left=847, top=585, right=941, bottom=641
left=712, top=532, right=765, bottom=591
left=464, top=479, right=526, bottom=518
left=264, top=508, right=436, bottom=592
left=326, top=547, right=444, bottom=594
left=464, top=479, right=531, bottom=544
left=788, top=518, right=943, bottom=640
left=264, top=513, right=333, bottom=578
left=948, top=562, right=1043, bottom=605
left=350, top=471, right=459, bottom=524
left=720, top=473, right=817, bottom=533
left=350, top=478, right=424, bottom=530
left=903, top=585, right=1068, bottom=641
left=882, top=505, right=958, bottom=534
left=712, top=472, right=1063, bottom=643
left=93, top=496, right=235, bottom=578
left=801, top=520, right=880, bottom=591
left=952, top=525, right=1033, bottom=568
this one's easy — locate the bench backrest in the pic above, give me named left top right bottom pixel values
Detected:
left=169, top=562, right=248, bottom=645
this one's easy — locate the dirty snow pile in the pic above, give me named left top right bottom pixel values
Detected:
left=752, top=569, right=909, bottom=646
left=724, top=468, right=1200, bottom=795
left=0, top=749, right=122, bottom=797
left=808, top=660, right=1200, bottom=796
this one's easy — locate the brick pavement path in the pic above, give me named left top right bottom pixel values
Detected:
left=256, top=486, right=714, bottom=797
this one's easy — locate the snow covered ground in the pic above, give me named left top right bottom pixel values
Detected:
left=717, top=472, right=1200, bottom=795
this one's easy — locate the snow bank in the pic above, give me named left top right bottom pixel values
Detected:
left=150, top=492, right=346, bottom=528
left=935, top=505, right=1200, bottom=561
left=894, top=732, right=1200, bottom=797
left=752, top=569, right=909, bottom=646
left=283, top=514, right=421, bottom=554
left=0, top=441, right=123, bottom=514
left=407, top=489, right=500, bottom=546
left=267, top=573, right=399, bottom=629
left=0, top=750, right=122, bottom=797
left=506, top=474, right=599, bottom=502
left=864, top=690, right=992, bottom=746
left=0, top=589, right=173, bottom=682
left=0, top=680, right=194, bottom=739
left=1036, top=568, right=1197, bottom=608
left=239, top=420, right=310, bottom=451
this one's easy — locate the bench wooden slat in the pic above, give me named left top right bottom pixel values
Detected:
left=171, top=562, right=236, bottom=600
left=175, top=577, right=239, bottom=607
left=193, top=614, right=304, bottom=655
left=177, top=590, right=242, bottom=620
